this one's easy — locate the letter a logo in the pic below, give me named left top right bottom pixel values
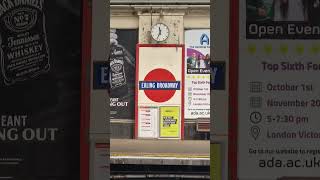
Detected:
left=200, top=34, right=209, bottom=45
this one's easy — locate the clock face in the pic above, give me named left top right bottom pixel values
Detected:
left=151, top=23, right=169, bottom=42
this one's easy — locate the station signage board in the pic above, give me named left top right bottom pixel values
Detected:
left=135, top=44, right=184, bottom=139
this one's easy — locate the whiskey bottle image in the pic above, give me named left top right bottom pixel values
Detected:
left=109, top=45, right=128, bottom=97
left=0, top=0, right=50, bottom=86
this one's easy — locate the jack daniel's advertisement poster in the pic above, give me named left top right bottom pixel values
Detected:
left=0, top=0, right=50, bottom=86
left=109, top=29, right=137, bottom=120
left=0, top=0, right=81, bottom=179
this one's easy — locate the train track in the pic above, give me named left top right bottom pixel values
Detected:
left=111, top=164, right=210, bottom=179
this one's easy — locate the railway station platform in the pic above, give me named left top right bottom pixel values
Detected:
left=110, top=139, right=210, bottom=166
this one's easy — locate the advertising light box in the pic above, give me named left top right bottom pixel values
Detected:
left=0, top=0, right=83, bottom=179
left=184, top=30, right=210, bottom=119
left=231, top=0, right=320, bottom=179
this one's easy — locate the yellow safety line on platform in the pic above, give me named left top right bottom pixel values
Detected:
left=111, top=152, right=209, bottom=159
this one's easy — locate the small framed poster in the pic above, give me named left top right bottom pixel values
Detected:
left=138, top=106, right=159, bottom=139
left=159, top=106, right=180, bottom=138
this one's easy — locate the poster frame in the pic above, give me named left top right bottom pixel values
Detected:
left=229, top=0, right=239, bottom=180
left=81, top=0, right=91, bottom=180
left=135, top=44, right=185, bottom=140
left=229, top=0, right=320, bottom=179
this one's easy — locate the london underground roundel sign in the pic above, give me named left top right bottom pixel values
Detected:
left=139, top=68, right=181, bottom=103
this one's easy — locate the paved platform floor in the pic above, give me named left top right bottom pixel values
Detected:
left=110, top=139, right=210, bottom=165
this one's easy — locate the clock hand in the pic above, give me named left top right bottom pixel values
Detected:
left=157, top=30, right=162, bottom=38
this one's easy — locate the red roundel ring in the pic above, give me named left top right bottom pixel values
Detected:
left=143, top=68, right=176, bottom=103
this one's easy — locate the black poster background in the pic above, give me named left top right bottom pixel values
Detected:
left=0, top=0, right=82, bottom=179
left=110, top=29, right=137, bottom=120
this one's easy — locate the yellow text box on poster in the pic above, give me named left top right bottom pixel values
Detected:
left=159, top=106, right=180, bottom=138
